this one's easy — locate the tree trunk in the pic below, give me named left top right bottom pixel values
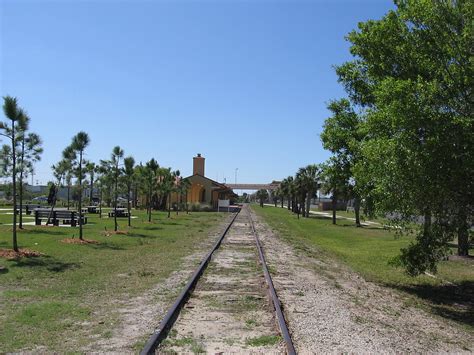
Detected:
left=90, top=173, right=94, bottom=205
left=281, top=198, right=284, bottom=209
left=301, top=196, right=306, bottom=217
left=186, top=190, right=189, bottom=214
left=127, top=184, right=131, bottom=227
left=176, top=192, right=179, bottom=215
left=287, top=197, right=290, bottom=210
left=47, top=182, right=59, bottom=225
left=114, top=164, right=118, bottom=232
left=457, top=210, right=469, bottom=256
left=306, top=192, right=311, bottom=218
left=67, top=185, right=70, bottom=210
left=354, top=196, right=361, bottom=227
left=18, top=138, right=25, bottom=229
left=99, top=188, right=102, bottom=218
left=148, top=189, right=152, bottom=222
left=12, top=121, right=18, bottom=251
left=167, top=193, right=171, bottom=218
left=19, top=178, right=24, bottom=229
left=332, top=192, right=337, bottom=225
left=78, top=151, right=83, bottom=240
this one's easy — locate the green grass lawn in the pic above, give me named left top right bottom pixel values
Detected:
left=253, top=205, right=473, bottom=330
left=0, top=208, right=224, bottom=352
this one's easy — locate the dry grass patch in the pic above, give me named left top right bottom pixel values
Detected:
left=60, top=238, right=100, bottom=245
left=0, top=248, right=43, bottom=260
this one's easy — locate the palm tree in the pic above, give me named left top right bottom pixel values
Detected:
left=293, top=174, right=306, bottom=218
left=1, top=96, right=24, bottom=251
left=142, top=159, right=159, bottom=222
left=123, top=156, right=135, bottom=227
left=285, top=176, right=295, bottom=212
left=274, top=187, right=284, bottom=208
left=156, top=168, right=174, bottom=218
left=320, top=158, right=349, bottom=225
left=296, top=164, right=320, bottom=217
left=172, top=170, right=181, bottom=216
left=181, top=178, right=191, bottom=214
left=111, top=146, right=124, bottom=232
left=280, top=178, right=290, bottom=210
left=64, top=132, right=90, bottom=240
left=256, top=189, right=269, bottom=207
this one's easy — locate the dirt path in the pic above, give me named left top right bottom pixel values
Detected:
left=159, top=211, right=284, bottom=353
left=252, top=208, right=473, bottom=353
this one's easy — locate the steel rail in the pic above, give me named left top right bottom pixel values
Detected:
left=248, top=208, right=297, bottom=355
left=140, top=210, right=240, bottom=355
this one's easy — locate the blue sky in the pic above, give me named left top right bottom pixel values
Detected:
left=1, top=0, right=394, bottom=186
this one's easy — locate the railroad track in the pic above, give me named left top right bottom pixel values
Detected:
left=140, top=205, right=296, bottom=354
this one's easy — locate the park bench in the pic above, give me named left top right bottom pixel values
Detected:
left=26, top=204, right=42, bottom=215
left=108, top=208, right=129, bottom=218
left=34, top=209, right=88, bottom=227
left=14, top=205, right=40, bottom=215
left=87, top=206, right=98, bottom=213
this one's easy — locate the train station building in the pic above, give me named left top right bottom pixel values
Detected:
left=173, top=154, right=236, bottom=209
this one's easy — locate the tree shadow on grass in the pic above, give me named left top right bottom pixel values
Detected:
left=85, top=242, right=126, bottom=251
left=143, top=226, right=163, bottom=231
left=338, top=224, right=384, bottom=230
left=22, top=228, right=68, bottom=236
left=307, top=215, right=334, bottom=221
left=10, top=255, right=80, bottom=272
left=392, top=281, right=474, bottom=328
left=127, top=232, right=158, bottom=239
left=160, top=221, right=180, bottom=226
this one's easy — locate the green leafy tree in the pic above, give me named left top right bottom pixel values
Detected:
left=335, top=0, right=473, bottom=273
left=321, top=99, right=363, bottom=226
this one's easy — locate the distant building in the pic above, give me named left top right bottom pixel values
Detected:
left=171, top=154, right=236, bottom=209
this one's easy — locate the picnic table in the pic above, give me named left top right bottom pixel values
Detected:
left=86, top=206, right=98, bottom=213
left=34, top=208, right=88, bottom=227
left=108, top=208, right=130, bottom=218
